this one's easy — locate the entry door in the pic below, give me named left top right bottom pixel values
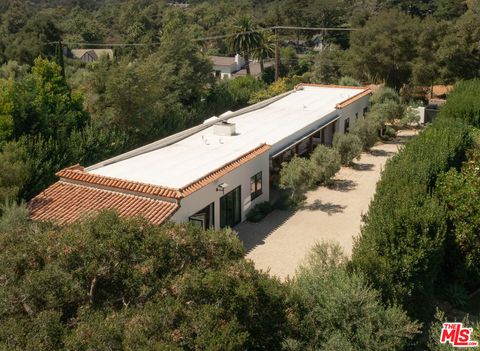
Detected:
left=220, top=186, right=241, bottom=228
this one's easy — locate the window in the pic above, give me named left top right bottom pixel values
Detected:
left=344, top=118, right=350, bottom=134
left=220, top=186, right=241, bottom=228
left=355, top=112, right=359, bottom=120
left=189, top=202, right=214, bottom=230
left=363, top=107, right=368, bottom=117
left=250, top=172, right=263, bottom=200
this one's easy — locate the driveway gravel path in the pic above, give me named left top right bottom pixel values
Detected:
left=236, top=130, right=417, bottom=280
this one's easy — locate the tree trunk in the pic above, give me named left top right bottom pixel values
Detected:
left=260, top=60, right=264, bottom=74
left=245, top=53, right=251, bottom=75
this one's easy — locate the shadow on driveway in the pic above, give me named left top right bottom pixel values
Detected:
left=300, top=200, right=346, bottom=215
left=235, top=210, right=295, bottom=253
left=328, top=179, right=357, bottom=192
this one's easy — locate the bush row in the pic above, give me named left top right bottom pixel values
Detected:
left=352, top=116, right=473, bottom=319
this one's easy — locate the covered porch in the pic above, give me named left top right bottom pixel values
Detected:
left=269, top=116, right=339, bottom=181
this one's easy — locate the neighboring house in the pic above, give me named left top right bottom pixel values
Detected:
left=29, top=84, right=371, bottom=230
left=70, top=49, right=114, bottom=63
left=209, top=54, right=272, bottom=79
left=210, top=54, right=245, bottom=79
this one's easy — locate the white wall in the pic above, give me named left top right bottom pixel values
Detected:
left=336, top=95, right=370, bottom=134
left=212, top=64, right=237, bottom=79
left=171, top=151, right=270, bottom=229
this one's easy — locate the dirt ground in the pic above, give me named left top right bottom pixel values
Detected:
left=236, top=129, right=418, bottom=280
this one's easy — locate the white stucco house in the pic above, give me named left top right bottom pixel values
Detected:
left=29, top=84, right=371, bottom=229
left=209, top=54, right=272, bottom=79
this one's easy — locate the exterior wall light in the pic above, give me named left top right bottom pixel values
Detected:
left=216, top=183, right=229, bottom=194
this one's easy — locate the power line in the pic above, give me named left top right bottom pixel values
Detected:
left=271, top=25, right=358, bottom=31
left=49, top=25, right=359, bottom=47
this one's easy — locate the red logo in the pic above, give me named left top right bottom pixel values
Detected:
left=440, top=323, right=478, bottom=348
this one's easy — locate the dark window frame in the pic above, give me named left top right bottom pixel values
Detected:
left=344, top=118, right=350, bottom=134
left=250, top=172, right=263, bottom=201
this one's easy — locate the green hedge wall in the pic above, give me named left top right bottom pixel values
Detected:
left=438, top=79, right=480, bottom=127
left=351, top=118, right=472, bottom=319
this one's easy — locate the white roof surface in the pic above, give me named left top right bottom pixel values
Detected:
left=89, top=86, right=367, bottom=189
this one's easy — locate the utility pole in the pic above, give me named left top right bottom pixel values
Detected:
left=274, top=28, right=280, bottom=81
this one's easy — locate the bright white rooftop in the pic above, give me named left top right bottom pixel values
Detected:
left=89, top=86, right=367, bottom=189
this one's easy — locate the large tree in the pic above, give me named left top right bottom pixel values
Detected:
left=437, top=1, right=480, bottom=82
left=228, top=16, right=262, bottom=75
left=0, top=58, right=88, bottom=140
left=349, top=9, right=420, bottom=88
left=0, top=210, right=290, bottom=350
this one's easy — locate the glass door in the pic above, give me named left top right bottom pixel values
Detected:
left=220, top=186, right=241, bottom=228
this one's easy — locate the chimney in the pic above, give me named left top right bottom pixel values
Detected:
left=234, top=54, right=245, bottom=69
left=213, top=121, right=236, bottom=136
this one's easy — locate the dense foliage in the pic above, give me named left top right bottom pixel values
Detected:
left=0, top=209, right=423, bottom=350
left=352, top=80, right=480, bottom=323
left=287, top=242, right=421, bottom=350
left=332, top=133, right=362, bottom=166
left=352, top=117, right=472, bottom=318
left=0, top=211, right=290, bottom=350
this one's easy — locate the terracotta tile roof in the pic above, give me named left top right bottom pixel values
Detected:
left=294, top=83, right=372, bottom=109
left=335, top=89, right=372, bottom=109
left=29, top=144, right=270, bottom=225
left=57, top=144, right=271, bottom=199
left=29, top=181, right=179, bottom=225
left=179, top=143, right=271, bottom=196
left=56, top=166, right=183, bottom=199
left=295, top=83, right=367, bottom=90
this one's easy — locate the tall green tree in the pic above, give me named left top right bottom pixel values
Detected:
left=349, top=10, right=420, bottom=88
left=2, top=57, right=87, bottom=139
left=0, top=211, right=290, bottom=350
left=228, top=16, right=262, bottom=75
left=4, top=12, right=61, bottom=65
left=251, top=32, right=275, bottom=74
left=54, top=41, right=65, bottom=79
left=437, top=1, right=480, bottom=82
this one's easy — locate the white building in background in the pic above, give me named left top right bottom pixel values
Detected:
left=209, top=54, right=273, bottom=79
left=70, top=49, right=114, bottom=62
left=29, top=84, right=371, bottom=229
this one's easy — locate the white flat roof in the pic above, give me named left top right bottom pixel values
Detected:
left=89, top=86, right=367, bottom=189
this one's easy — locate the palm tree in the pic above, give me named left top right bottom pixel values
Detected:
left=228, top=16, right=262, bottom=75
left=251, top=32, right=275, bottom=74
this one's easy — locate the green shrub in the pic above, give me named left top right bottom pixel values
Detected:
left=436, top=148, right=480, bottom=287
left=438, top=79, right=480, bottom=127
left=0, top=141, right=29, bottom=203
left=0, top=211, right=290, bottom=350
left=399, top=106, right=421, bottom=127
left=337, top=76, right=360, bottom=86
left=287, top=242, right=421, bottom=350
left=333, top=133, right=363, bottom=166
left=352, top=117, right=473, bottom=319
left=350, top=118, right=378, bottom=150
left=279, top=156, right=315, bottom=203
left=383, top=125, right=396, bottom=139
left=247, top=201, right=273, bottom=222
left=370, top=86, right=401, bottom=105
left=310, top=145, right=341, bottom=184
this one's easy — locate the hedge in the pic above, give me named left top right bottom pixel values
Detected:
left=351, top=117, right=472, bottom=319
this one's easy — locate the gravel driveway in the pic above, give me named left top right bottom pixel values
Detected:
left=236, top=130, right=417, bottom=280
